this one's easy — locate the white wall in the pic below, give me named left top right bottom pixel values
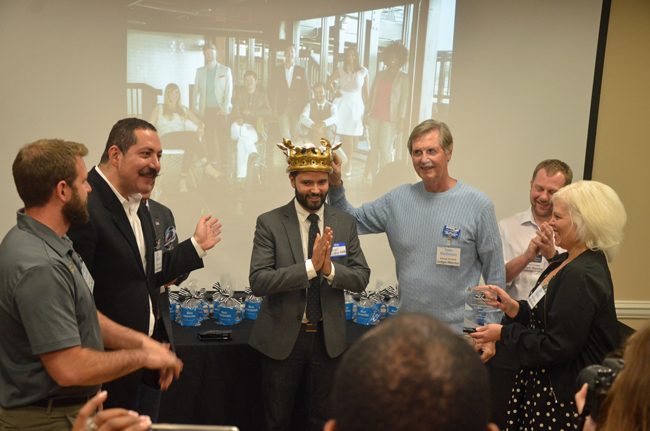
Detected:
left=0, top=0, right=604, bottom=291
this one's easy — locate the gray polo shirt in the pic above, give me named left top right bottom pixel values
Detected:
left=0, top=211, right=102, bottom=408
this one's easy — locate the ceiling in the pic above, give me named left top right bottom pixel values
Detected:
left=127, top=0, right=414, bottom=36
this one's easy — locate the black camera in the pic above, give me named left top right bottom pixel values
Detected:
left=576, top=357, right=624, bottom=423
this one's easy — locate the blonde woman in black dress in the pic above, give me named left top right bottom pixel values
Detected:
left=470, top=180, right=626, bottom=431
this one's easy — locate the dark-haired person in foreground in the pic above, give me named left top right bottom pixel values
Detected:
left=575, top=323, right=650, bottom=431
left=0, top=140, right=181, bottom=429
left=326, top=313, right=499, bottom=431
left=68, top=118, right=222, bottom=411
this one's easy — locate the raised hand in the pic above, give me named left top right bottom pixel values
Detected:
left=329, top=153, right=343, bottom=187
left=193, top=215, right=222, bottom=251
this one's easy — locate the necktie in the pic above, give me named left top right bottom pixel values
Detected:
left=306, top=213, right=322, bottom=323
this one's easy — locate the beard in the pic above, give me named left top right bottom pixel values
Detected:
left=532, top=199, right=552, bottom=219
left=63, top=187, right=89, bottom=228
left=295, top=189, right=328, bottom=212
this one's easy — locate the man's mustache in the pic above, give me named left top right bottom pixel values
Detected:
left=139, top=168, right=159, bottom=178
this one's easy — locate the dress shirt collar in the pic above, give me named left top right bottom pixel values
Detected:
left=94, top=166, right=142, bottom=215
left=516, top=207, right=540, bottom=228
left=294, top=199, right=324, bottom=225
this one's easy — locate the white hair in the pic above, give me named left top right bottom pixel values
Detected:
left=552, top=180, right=626, bottom=261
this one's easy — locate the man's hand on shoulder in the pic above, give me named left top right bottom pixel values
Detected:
left=193, top=215, right=222, bottom=251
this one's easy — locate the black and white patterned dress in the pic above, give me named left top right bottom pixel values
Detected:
left=505, top=283, right=579, bottom=431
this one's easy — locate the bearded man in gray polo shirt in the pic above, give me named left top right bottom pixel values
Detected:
left=0, top=139, right=181, bottom=430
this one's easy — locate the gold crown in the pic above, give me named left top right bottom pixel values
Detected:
left=276, top=138, right=341, bottom=173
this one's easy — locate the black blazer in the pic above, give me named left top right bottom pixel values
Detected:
left=272, top=64, right=310, bottom=116
left=147, top=198, right=191, bottom=345
left=501, top=249, right=621, bottom=402
left=67, top=168, right=203, bottom=408
left=248, top=201, right=370, bottom=360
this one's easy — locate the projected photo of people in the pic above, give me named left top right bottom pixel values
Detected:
left=149, top=83, right=206, bottom=194
left=328, top=45, right=369, bottom=178
left=126, top=2, right=455, bottom=210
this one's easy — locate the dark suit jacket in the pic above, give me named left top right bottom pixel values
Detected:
left=232, top=87, right=271, bottom=126
left=248, top=200, right=370, bottom=360
left=147, top=198, right=191, bottom=345
left=272, top=64, right=310, bottom=116
left=67, top=168, right=203, bottom=408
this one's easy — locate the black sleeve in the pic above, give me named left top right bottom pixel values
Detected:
left=501, top=262, right=608, bottom=368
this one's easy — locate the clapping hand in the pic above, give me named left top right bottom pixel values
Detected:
left=533, top=222, right=557, bottom=260
left=311, top=227, right=334, bottom=276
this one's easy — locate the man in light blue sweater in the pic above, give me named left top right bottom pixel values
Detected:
left=328, top=119, right=505, bottom=333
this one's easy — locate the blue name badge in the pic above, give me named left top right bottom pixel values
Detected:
left=442, top=225, right=461, bottom=239
left=331, top=242, right=347, bottom=258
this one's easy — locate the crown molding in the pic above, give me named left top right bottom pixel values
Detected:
left=616, top=300, right=650, bottom=319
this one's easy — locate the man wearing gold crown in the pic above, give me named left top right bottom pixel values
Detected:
left=328, top=119, right=505, bottom=335
left=248, top=138, right=370, bottom=431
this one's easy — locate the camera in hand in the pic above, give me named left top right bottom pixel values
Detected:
left=576, top=357, right=624, bottom=423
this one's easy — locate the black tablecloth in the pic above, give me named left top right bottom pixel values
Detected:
left=159, top=319, right=370, bottom=430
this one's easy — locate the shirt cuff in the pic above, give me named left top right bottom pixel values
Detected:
left=305, top=260, right=335, bottom=284
left=323, top=264, right=335, bottom=285
left=305, top=259, right=317, bottom=279
left=191, top=236, right=207, bottom=258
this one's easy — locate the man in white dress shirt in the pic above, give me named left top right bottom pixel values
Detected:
left=499, top=159, right=573, bottom=300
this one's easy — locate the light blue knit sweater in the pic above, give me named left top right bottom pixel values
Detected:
left=329, top=180, right=505, bottom=331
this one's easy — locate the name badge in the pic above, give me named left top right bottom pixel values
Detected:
left=436, top=246, right=461, bottom=267
left=442, top=225, right=461, bottom=240
left=154, top=249, right=163, bottom=274
left=81, top=262, right=94, bottom=293
left=331, top=242, right=347, bottom=258
left=527, top=285, right=547, bottom=309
